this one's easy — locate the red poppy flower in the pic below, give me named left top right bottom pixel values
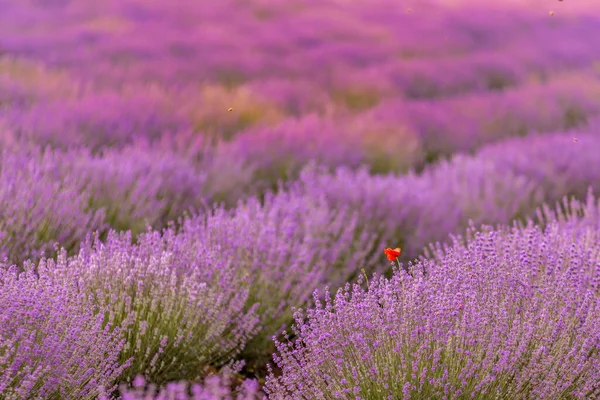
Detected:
left=384, top=247, right=402, bottom=261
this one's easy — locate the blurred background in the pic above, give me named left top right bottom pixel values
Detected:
left=1, top=0, right=599, bottom=191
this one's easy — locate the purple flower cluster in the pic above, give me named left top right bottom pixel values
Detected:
left=4, top=92, right=189, bottom=150
left=218, top=114, right=423, bottom=184
left=361, top=75, right=600, bottom=160
left=4, top=128, right=592, bottom=273
left=265, top=219, right=600, bottom=399
left=169, top=191, right=378, bottom=359
left=1, top=0, right=599, bottom=182
left=8, top=187, right=374, bottom=387
left=65, top=145, right=208, bottom=234
left=0, top=145, right=212, bottom=264
left=193, top=73, right=600, bottom=193
left=50, top=231, right=260, bottom=385
left=290, top=131, right=600, bottom=259
left=0, top=148, right=105, bottom=264
left=188, top=75, right=600, bottom=191
left=0, top=264, right=126, bottom=399
left=2, top=0, right=598, bottom=88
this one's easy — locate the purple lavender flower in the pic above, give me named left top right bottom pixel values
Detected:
left=0, top=263, right=127, bottom=399
left=0, top=148, right=105, bottom=264
left=0, top=145, right=209, bottom=264
left=65, top=145, right=209, bottom=234
left=289, top=131, right=600, bottom=260
left=51, top=231, right=261, bottom=385
left=266, top=219, right=600, bottom=399
left=37, top=187, right=375, bottom=384
left=364, top=76, right=600, bottom=160
left=4, top=91, right=189, bottom=150
left=219, top=113, right=423, bottom=186
left=172, top=190, right=379, bottom=360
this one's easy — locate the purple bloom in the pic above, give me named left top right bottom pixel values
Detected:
left=172, top=190, right=378, bottom=359
left=0, top=264, right=127, bottom=399
left=0, top=148, right=105, bottom=264
left=50, top=231, right=261, bottom=384
left=266, top=218, right=600, bottom=399
left=289, top=131, right=600, bottom=260
left=65, top=145, right=209, bottom=234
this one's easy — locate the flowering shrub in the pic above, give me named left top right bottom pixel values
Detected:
left=1, top=0, right=600, bottom=397
left=0, top=148, right=105, bottom=264
left=477, top=132, right=600, bottom=201
left=3, top=0, right=598, bottom=89
left=3, top=91, right=189, bottom=150
left=290, top=132, right=600, bottom=260
left=34, top=188, right=375, bottom=386
left=1, top=0, right=599, bottom=167
left=216, top=115, right=420, bottom=189
left=0, top=145, right=209, bottom=264
left=265, top=220, right=600, bottom=399
left=67, top=145, right=208, bottom=234
left=0, top=264, right=126, bottom=399
left=365, top=76, right=600, bottom=161
left=172, top=191, right=378, bottom=360
left=48, top=232, right=261, bottom=385
left=202, top=75, right=600, bottom=187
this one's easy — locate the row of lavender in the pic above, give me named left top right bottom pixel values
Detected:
left=265, top=212, right=600, bottom=399
left=4, top=128, right=598, bottom=265
left=2, top=97, right=599, bottom=265
left=118, top=204, right=600, bottom=399
left=1, top=0, right=600, bottom=182
left=1, top=0, right=600, bottom=398
left=2, top=60, right=600, bottom=173
left=3, top=0, right=598, bottom=87
left=2, top=129, right=599, bottom=398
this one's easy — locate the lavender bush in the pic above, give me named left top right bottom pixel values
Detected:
left=265, top=219, right=600, bottom=399
left=364, top=75, right=600, bottom=161
left=2, top=83, right=284, bottom=149
left=218, top=114, right=423, bottom=186
left=538, top=189, right=600, bottom=235
left=35, top=189, right=375, bottom=385
left=66, top=145, right=208, bottom=234
left=0, top=144, right=212, bottom=264
left=169, top=191, right=378, bottom=362
left=290, top=132, right=600, bottom=260
left=49, top=232, right=261, bottom=385
left=0, top=263, right=127, bottom=399
left=1, top=0, right=600, bottom=163
left=202, top=75, right=600, bottom=187
left=0, top=148, right=105, bottom=264
left=4, top=91, right=189, bottom=150
left=3, top=0, right=598, bottom=90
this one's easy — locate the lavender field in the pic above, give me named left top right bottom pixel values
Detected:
left=1, top=0, right=600, bottom=398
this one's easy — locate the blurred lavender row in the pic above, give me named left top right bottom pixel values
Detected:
left=0, top=0, right=599, bottom=178
left=1, top=127, right=598, bottom=266
left=1, top=0, right=599, bottom=86
left=289, top=131, right=600, bottom=259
